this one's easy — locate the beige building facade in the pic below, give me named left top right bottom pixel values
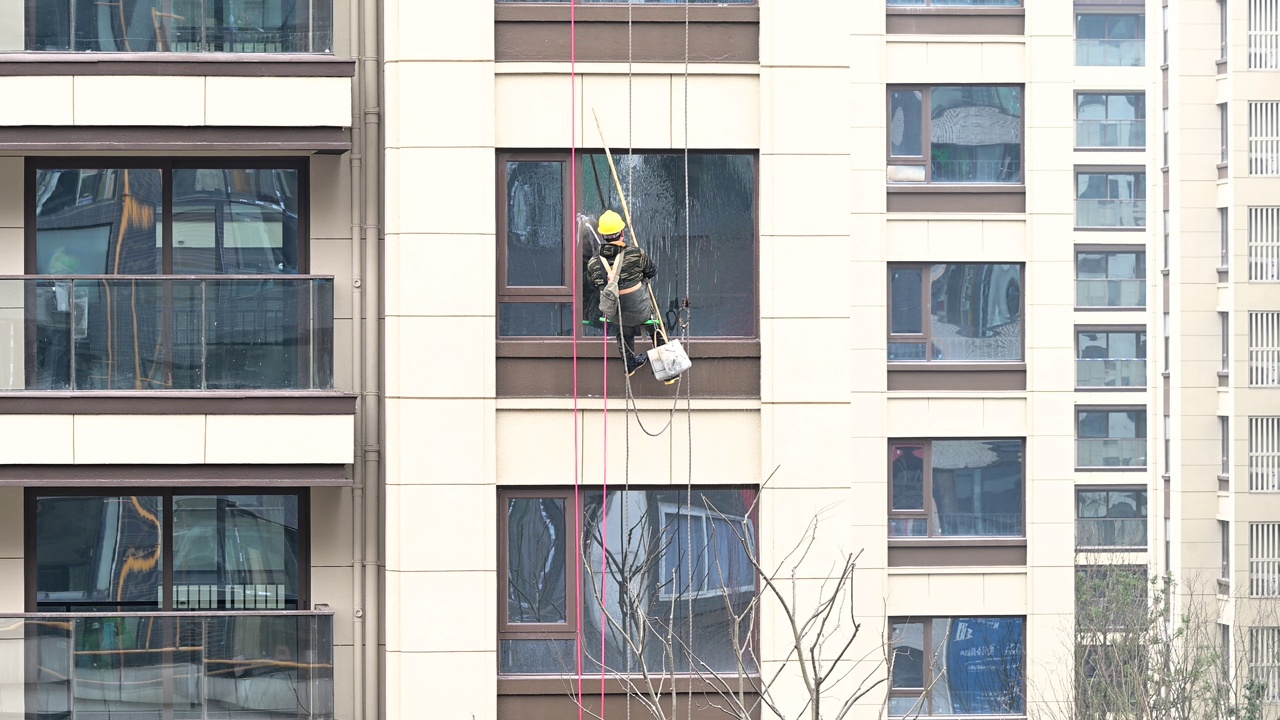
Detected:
left=0, top=0, right=1270, bottom=719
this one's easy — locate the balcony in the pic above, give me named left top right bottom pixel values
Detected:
left=1075, top=39, right=1144, bottom=67
left=1076, top=119, right=1146, bottom=149
left=1075, top=199, right=1146, bottom=228
left=1076, top=358, right=1146, bottom=388
left=1076, top=279, right=1146, bottom=308
left=22, top=1, right=334, bottom=53
left=1076, top=517, right=1147, bottom=549
left=0, top=611, right=333, bottom=718
left=0, top=276, right=333, bottom=392
left=1076, top=438, right=1147, bottom=468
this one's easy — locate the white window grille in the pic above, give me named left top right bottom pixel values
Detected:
left=1250, top=207, right=1280, bottom=280
left=1250, top=523, right=1280, bottom=597
left=1250, top=102, right=1280, bottom=175
left=1250, top=627, right=1280, bottom=702
left=1252, top=0, right=1280, bottom=68
left=1253, top=417, right=1280, bottom=491
left=1250, top=312, right=1280, bottom=386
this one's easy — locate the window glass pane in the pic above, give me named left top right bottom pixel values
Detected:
left=928, top=264, right=1023, bottom=361
left=498, top=302, right=575, bottom=337
left=1077, top=14, right=1108, bottom=39
left=172, top=168, right=300, bottom=274
left=892, top=445, right=926, bottom=511
left=1078, top=490, right=1108, bottom=518
left=507, top=161, right=565, bottom=288
left=928, top=86, right=1022, bottom=183
left=890, top=268, right=923, bottom=334
left=581, top=154, right=755, bottom=337
left=577, top=488, right=757, bottom=675
left=890, top=621, right=926, bottom=688
left=1078, top=411, right=1110, bottom=438
left=35, top=168, right=162, bottom=275
left=506, top=498, right=567, bottom=624
left=930, top=440, right=1023, bottom=536
left=173, top=494, right=300, bottom=610
left=1108, top=491, right=1143, bottom=518
left=890, top=91, right=924, bottom=157
left=930, top=617, right=1025, bottom=715
left=35, top=495, right=163, bottom=611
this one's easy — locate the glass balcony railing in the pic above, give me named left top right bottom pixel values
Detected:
left=0, top=276, right=334, bottom=391
left=1076, top=279, right=1146, bottom=308
left=1075, top=39, right=1145, bottom=67
left=0, top=611, right=333, bottom=719
left=1076, top=358, right=1147, bottom=387
left=24, top=0, right=334, bottom=53
left=1076, top=119, right=1146, bottom=148
left=1076, top=517, right=1148, bottom=548
left=1076, top=438, right=1147, bottom=468
left=1075, top=198, right=1147, bottom=228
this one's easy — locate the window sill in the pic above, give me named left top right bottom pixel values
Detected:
left=1075, top=465, right=1148, bottom=472
left=886, top=185, right=1026, bottom=213
left=887, top=539, right=1026, bottom=567
left=0, top=391, right=356, bottom=415
left=1073, top=226, right=1147, bottom=232
left=1074, top=306, right=1148, bottom=312
left=1075, top=545, right=1149, bottom=552
left=1074, top=385, right=1146, bottom=392
left=0, top=52, right=353, bottom=76
left=498, top=675, right=759, bottom=696
left=885, top=6, right=1024, bottom=35
left=1074, top=146, right=1147, bottom=152
left=888, top=363, right=1025, bottom=391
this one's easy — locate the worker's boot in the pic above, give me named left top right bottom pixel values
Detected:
left=626, top=353, right=648, bottom=377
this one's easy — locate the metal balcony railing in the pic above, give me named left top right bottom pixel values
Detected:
left=1075, top=198, right=1147, bottom=228
left=1075, top=39, right=1145, bottom=67
left=1076, top=358, right=1147, bottom=387
left=1076, top=517, right=1148, bottom=548
left=0, top=611, right=334, bottom=719
left=1075, top=278, right=1146, bottom=308
left=1076, top=438, right=1147, bottom=468
left=1075, top=119, right=1146, bottom=148
left=0, top=276, right=334, bottom=391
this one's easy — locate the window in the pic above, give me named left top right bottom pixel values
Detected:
left=1249, top=0, right=1280, bottom=68
left=1249, top=207, right=1280, bottom=280
left=1249, top=102, right=1280, bottom=175
left=1076, top=566, right=1149, bottom=627
left=1076, top=13, right=1145, bottom=66
left=1163, top=209, right=1171, bottom=269
left=1222, top=104, right=1232, bottom=163
left=887, top=86, right=1023, bottom=184
left=1075, top=172, right=1146, bottom=228
left=1076, top=93, right=1146, bottom=148
left=499, top=487, right=758, bottom=676
left=1164, top=415, right=1172, bottom=472
left=25, top=0, right=333, bottom=52
left=889, top=617, right=1025, bottom=717
left=887, top=264, right=1023, bottom=363
left=1249, top=627, right=1280, bottom=702
left=1250, top=417, right=1280, bottom=491
left=1222, top=0, right=1231, bottom=61
left=24, top=160, right=331, bottom=392
left=1076, top=488, right=1147, bottom=548
left=1250, top=522, right=1280, bottom=597
left=1224, top=520, right=1233, bottom=583
left=1163, top=109, right=1170, bottom=167
left=32, top=491, right=305, bottom=612
left=1222, top=208, right=1231, bottom=269
left=1223, top=312, right=1232, bottom=373
left=1222, top=624, right=1233, bottom=682
left=1249, top=311, right=1280, bottom=386
left=1077, top=329, right=1146, bottom=388
left=1076, top=250, right=1146, bottom=307
left=1076, top=408, right=1147, bottom=468
left=497, top=152, right=756, bottom=339
left=1223, top=416, right=1233, bottom=476
left=889, top=440, right=1024, bottom=539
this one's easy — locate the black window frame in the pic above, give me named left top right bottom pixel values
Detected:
left=25, top=487, right=310, bottom=613
left=1075, top=486, right=1148, bottom=549
left=886, top=262, right=1026, bottom=365
left=886, top=85, right=1026, bottom=186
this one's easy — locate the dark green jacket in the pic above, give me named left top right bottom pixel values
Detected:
left=586, top=242, right=657, bottom=291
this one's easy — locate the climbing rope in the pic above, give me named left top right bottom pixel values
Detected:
left=568, top=1, right=585, bottom=718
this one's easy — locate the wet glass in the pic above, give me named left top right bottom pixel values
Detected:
left=930, top=440, right=1024, bottom=536
left=498, top=302, right=575, bottom=337
left=173, top=494, right=300, bottom=610
left=580, top=153, right=756, bottom=337
left=35, top=168, right=162, bottom=275
left=25, top=0, right=334, bottom=53
left=506, top=498, right=567, bottom=624
left=507, top=162, right=565, bottom=288
left=35, top=495, right=163, bottom=611
left=172, top=168, right=301, bottom=274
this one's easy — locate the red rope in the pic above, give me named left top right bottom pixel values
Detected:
left=569, top=1, right=584, bottom=718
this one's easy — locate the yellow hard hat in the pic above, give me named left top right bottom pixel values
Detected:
left=598, top=210, right=626, bottom=238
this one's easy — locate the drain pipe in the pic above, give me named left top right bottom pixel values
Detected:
left=347, top=0, right=367, bottom=714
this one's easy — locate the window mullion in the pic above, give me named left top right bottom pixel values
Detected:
left=162, top=166, right=174, bottom=275
left=162, top=489, right=174, bottom=611
left=924, top=443, right=935, bottom=537
left=920, top=268, right=932, bottom=363
left=922, top=88, right=933, bottom=183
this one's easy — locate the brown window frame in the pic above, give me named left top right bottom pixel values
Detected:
left=1075, top=325, right=1148, bottom=390
left=496, top=149, right=760, bottom=343
left=887, top=438, right=1027, bottom=542
left=886, top=85, right=1026, bottom=188
left=886, top=263, right=1026, bottom=366
left=888, top=615, right=1027, bottom=717
left=24, top=486, right=311, bottom=613
left=497, top=485, right=761, bottom=680
left=1074, top=485, right=1148, bottom=550
left=1074, top=246, right=1147, bottom=308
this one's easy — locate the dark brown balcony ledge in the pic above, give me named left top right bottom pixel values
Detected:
left=0, top=391, right=356, bottom=415
left=0, top=52, right=354, bottom=77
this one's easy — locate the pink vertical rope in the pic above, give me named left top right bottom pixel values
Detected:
left=568, top=1, right=584, bottom=719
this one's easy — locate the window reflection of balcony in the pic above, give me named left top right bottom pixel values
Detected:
left=1075, top=199, right=1147, bottom=228
left=1075, top=39, right=1145, bottom=67
left=0, top=611, right=333, bottom=718
left=1076, top=279, right=1146, bottom=308
left=1076, top=438, right=1147, bottom=468
left=1076, top=119, right=1146, bottom=148
left=0, top=276, right=333, bottom=391
left=1076, top=358, right=1146, bottom=387
left=1076, top=517, right=1147, bottom=549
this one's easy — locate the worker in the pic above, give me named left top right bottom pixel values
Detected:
left=586, top=210, right=664, bottom=376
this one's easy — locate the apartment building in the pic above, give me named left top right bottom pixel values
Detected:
left=0, top=0, right=1265, bottom=719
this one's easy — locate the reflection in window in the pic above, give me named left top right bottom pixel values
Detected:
left=173, top=495, right=300, bottom=609
left=1076, top=409, right=1147, bottom=467
left=35, top=169, right=162, bottom=275
left=1076, top=329, right=1147, bottom=387
left=1076, top=489, right=1147, bottom=548
left=25, top=0, right=333, bottom=53
left=888, top=86, right=1023, bottom=184
left=35, top=495, right=163, bottom=611
left=1076, top=13, right=1146, bottom=66
left=889, top=440, right=1024, bottom=538
left=889, top=617, right=1025, bottom=717
left=173, top=169, right=300, bottom=274
left=1076, top=172, right=1146, bottom=228
left=1076, top=93, right=1146, bottom=148
left=1076, top=251, right=1146, bottom=307
left=499, top=488, right=758, bottom=676
left=888, top=264, right=1023, bottom=362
